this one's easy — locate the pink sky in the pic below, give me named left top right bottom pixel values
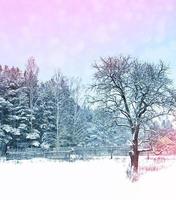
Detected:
left=0, top=0, right=176, bottom=82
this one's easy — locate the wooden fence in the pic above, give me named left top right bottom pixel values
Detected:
left=5, top=146, right=130, bottom=161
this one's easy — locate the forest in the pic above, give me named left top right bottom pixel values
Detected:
left=1, top=55, right=176, bottom=177
left=0, top=57, right=130, bottom=156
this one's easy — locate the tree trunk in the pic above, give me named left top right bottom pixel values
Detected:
left=129, top=125, right=140, bottom=181
left=0, top=142, right=8, bottom=156
left=29, top=88, right=33, bottom=134
left=129, top=141, right=139, bottom=173
left=56, top=101, right=59, bottom=150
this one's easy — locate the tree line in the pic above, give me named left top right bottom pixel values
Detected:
left=0, top=57, right=129, bottom=155
left=1, top=55, right=176, bottom=180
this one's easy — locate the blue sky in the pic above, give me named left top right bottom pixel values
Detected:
left=0, top=0, right=175, bottom=83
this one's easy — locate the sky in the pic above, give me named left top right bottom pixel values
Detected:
left=0, top=0, right=176, bottom=83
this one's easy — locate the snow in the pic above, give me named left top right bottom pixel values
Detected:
left=0, top=157, right=175, bottom=200
left=1, top=124, right=13, bottom=133
left=31, top=140, right=40, bottom=147
left=26, top=130, right=40, bottom=140
left=1, top=125, right=20, bottom=136
left=41, top=142, right=50, bottom=149
left=13, top=128, right=21, bottom=136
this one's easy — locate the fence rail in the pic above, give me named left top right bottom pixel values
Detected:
left=5, top=146, right=130, bottom=161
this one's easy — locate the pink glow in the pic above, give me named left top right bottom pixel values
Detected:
left=0, top=0, right=175, bottom=81
left=0, top=0, right=175, bottom=37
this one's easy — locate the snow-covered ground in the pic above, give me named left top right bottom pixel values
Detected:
left=0, top=157, right=175, bottom=200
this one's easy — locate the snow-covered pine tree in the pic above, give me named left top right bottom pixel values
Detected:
left=0, top=66, right=26, bottom=154
left=36, top=81, right=57, bottom=149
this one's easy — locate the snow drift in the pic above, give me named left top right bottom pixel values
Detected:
left=0, top=158, right=175, bottom=200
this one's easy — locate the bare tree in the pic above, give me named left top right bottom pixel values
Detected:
left=51, top=72, right=63, bottom=149
left=51, top=71, right=69, bottom=149
left=24, top=57, right=39, bottom=134
left=70, top=78, right=88, bottom=146
left=91, top=56, right=175, bottom=179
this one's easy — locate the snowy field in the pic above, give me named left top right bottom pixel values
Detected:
left=0, top=157, right=175, bottom=200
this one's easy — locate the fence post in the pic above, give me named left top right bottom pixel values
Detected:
left=110, top=148, right=113, bottom=159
